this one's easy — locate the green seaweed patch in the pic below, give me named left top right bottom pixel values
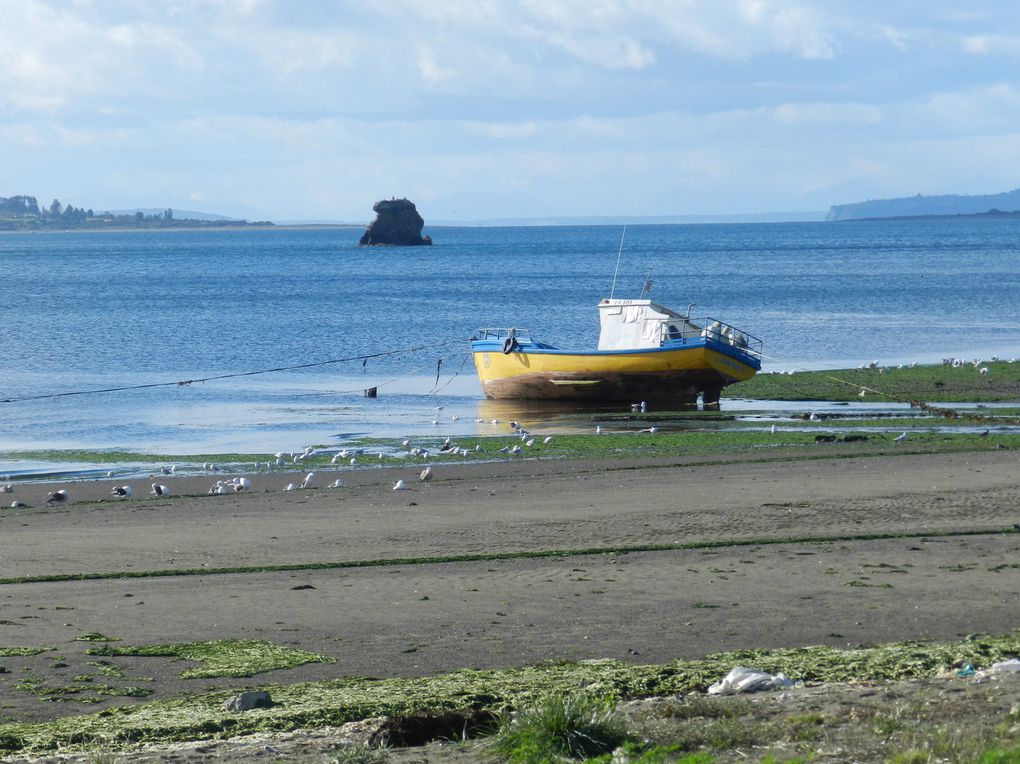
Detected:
left=75, top=633, right=120, bottom=643
left=0, top=647, right=54, bottom=657
left=729, top=361, right=1020, bottom=403
left=86, top=639, right=334, bottom=679
left=3, top=632, right=1020, bottom=754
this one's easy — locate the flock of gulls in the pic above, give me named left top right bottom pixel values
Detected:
left=0, top=411, right=584, bottom=507
left=1, top=366, right=1009, bottom=508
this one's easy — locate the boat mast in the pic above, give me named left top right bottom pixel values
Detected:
left=609, top=225, right=627, bottom=299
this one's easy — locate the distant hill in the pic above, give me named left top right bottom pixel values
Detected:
left=106, top=208, right=238, bottom=222
left=827, top=188, right=1020, bottom=221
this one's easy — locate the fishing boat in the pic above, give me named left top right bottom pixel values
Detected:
left=470, top=297, right=762, bottom=405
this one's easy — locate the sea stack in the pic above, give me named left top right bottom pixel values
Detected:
left=358, top=198, right=432, bottom=246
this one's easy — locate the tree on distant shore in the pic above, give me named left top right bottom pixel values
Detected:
left=0, top=195, right=40, bottom=216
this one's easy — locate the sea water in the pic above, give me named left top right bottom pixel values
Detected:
left=1, top=219, right=1018, bottom=465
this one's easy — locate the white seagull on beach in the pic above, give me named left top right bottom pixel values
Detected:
left=894, top=432, right=908, bottom=442
left=393, top=479, right=408, bottom=490
left=419, top=466, right=433, bottom=485
left=0, top=483, right=13, bottom=493
left=111, top=485, right=133, bottom=498
left=327, top=478, right=345, bottom=489
left=229, top=477, right=250, bottom=492
left=300, top=472, right=315, bottom=489
left=46, top=489, right=69, bottom=504
left=150, top=483, right=170, bottom=497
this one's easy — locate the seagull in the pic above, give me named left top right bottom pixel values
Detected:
left=209, top=481, right=228, bottom=495
left=284, top=483, right=296, bottom=491
left=300, top=472, right=315, bottom=489
left=979, top=367, right=989, bottom=375
left=0, top=483, right=12, bottom=493
left=419, top=466, right=433, bottom=484
left=393, top=479, right=409, bottom=490
left=46, top=489, right=69, bottom=504
left=402, top=439, right=411, bottom=448
left=349, top=457, right=357, bottom=466
left=111, top=485, right=133, bottom=498
left=858, top=389, right=866, bottom=398
left=230, top=477, right=250, bottom=492
left=894, top=432, right=908, bottom=442
left=596, top=425, right=604, bottom=435
left=543, top=436, right=553, bottom=444
left=106, top=471, right=115, bottom=478
left=509, top=445, right=522, bottom=455
left=150, top=484, right=170, bottom=497
left=525, top=438, right=535, bottom=447
left=327, top=479, right=345, bottom=489
left=770, top=424, right=777, bottom=434
left=10, top=500, right=28, bottom=508
left=475, top=444, right=483, bottom=451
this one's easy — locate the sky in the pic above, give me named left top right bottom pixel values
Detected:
left=3, top=1, right=1020, bottom=222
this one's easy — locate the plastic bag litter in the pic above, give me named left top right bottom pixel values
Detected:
left=707, top=666, right=795, bottom=695
left=990, top=658, right=1020, bottom=674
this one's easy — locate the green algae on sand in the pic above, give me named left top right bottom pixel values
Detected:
left=3, top=632, right=1020, bottom=754
left=86, top=638, right=335, bottom=679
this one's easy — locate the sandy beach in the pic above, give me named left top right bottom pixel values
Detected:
left=1, top=447, right=1018, bottom=734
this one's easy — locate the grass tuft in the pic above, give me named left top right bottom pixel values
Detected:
left=489, top=693, right=633, bottom=762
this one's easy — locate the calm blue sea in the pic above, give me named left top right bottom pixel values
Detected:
left=1, top=219, right=1018, bottom=468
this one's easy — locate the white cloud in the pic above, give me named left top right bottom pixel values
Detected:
left=259, top=30, right=357, bottom=74
left=768, top=102, right=883, bottom=127
left=417, top=47, right=456, bottom=84
left=961, top=34, right=1020, bottom=55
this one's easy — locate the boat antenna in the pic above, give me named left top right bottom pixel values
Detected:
left=639, top=266, right=654, bottom=298
left=609, top=225, right=627, bottom=299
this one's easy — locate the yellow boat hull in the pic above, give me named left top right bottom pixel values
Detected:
left=472, top=346, right=757, bottom=403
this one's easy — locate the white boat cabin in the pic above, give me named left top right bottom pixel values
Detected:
left=596, top=298, right=700, bottom=351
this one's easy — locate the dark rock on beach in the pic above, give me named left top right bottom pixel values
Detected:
left=359, top=198, right=432, bottom=246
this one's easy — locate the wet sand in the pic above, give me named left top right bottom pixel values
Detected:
left=1, top=449, right=1018, bottom=725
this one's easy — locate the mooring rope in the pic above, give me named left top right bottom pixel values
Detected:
left=427, top=352, right=472, bottom=395
left=0, top=338, right=468, bottom=404
left=757, top=352, right=1019, bottom=425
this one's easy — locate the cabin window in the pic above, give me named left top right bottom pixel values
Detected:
left=666, top=324, right=682, bottom=339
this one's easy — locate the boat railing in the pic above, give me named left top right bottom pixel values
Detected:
left=475, top=328, right=534, bottom=342
left=676, top=318, right=763, bottom=357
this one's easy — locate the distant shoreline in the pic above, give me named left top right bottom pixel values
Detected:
left=840, top=209, right=1020, bottom=223
left=0, top=223, right=365, bottom=234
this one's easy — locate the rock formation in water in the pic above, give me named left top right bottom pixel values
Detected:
left=358, top=198, right=432, bottom=246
